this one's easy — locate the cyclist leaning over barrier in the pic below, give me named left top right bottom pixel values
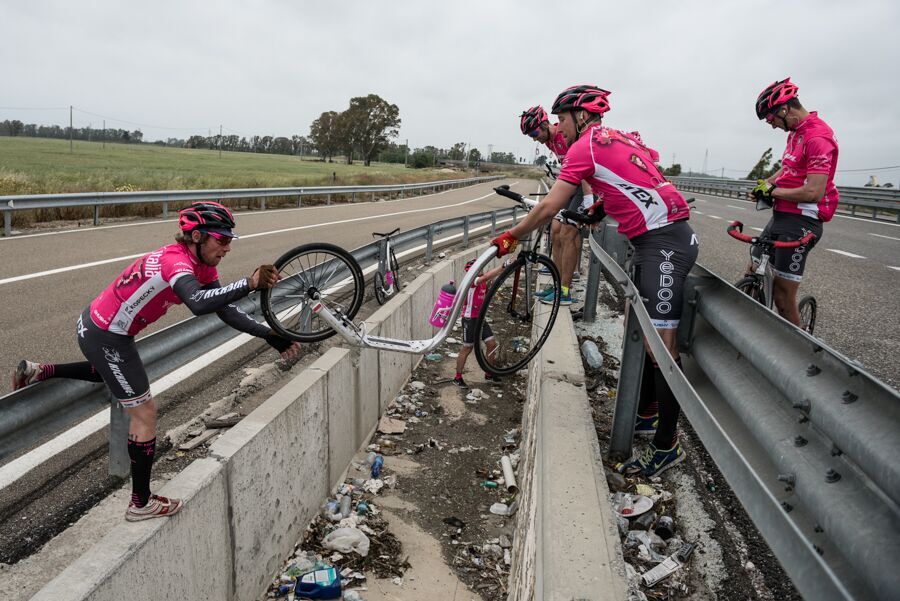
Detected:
left=497, top=85, right=698, bottom=477
left=520, top=105, right=594, bottom=305
left=749, top=78, right=839, bottom=327
left=11, top=201, right=301, bottom=521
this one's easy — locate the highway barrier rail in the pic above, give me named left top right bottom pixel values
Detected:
left=0, top=175, right=503, bottom=236
left=0, top=203, right=523, bottom=475
left=671, top=175, right=900, bottom=222
left=586, top=222, right=900, bottom=601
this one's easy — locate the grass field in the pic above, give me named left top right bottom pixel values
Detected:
left=0, top=136, right=461, bottom=196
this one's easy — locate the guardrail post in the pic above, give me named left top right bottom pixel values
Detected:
left=162, top=201, right=168, bottom=219
left=3, top=210, right=10, bottom=237
left=512, top=207, right=518, bottom=224
left=490, top=212, right=497, bottom=236
left=297, top=195, right=302, bottom=208
left=327, top=194, right=331, bottom=205
left=352, top=192, right=356, bottom=203
left=370, top=192, right=375, bottom=202
left=108, top=398, right=131, bottom=478
left=463, top=215, right=470, bottom=247
left=377, top=238, right=388, bottom=274
left=583, top=250, right=602, bottom=322
left=425, top=224, right=434, bottom=262
left=609, top=306, right=646, bottom=459
left=261, top=198, right=267, bottom=210
left=93, top=204, right=100, bottom=226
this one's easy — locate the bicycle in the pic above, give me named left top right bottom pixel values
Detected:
left=259, top=186, right=563, bottom=375
left=371, top=228, right=401, bottom=305
left=726, top=220, right=818, bottom=334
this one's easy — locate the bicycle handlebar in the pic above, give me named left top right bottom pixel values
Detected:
left=493, top=185, right=526, bottom=203
left=727, top=220, right=816, bottom=248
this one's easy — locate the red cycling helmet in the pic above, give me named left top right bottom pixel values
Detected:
left=551, top=85, right=611, bottom=116
left=755, top=78, right=799, bottom=120
left=178, top=201, right=238, bottom=237
left=465, top=259, right=477, bottom=272
left=520, top=106, right=549, bottom=135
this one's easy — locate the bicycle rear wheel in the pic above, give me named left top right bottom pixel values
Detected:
left=261, top=243, right=364, bottom=342
left=474, top=253, right=561, bottom=376
left=734, top=276, right=766, bottom=306
left=799, top=295, right=817, bottom=334
left=373, top=272, right=388, bottom=305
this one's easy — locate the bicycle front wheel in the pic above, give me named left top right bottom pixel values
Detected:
left=734, top=276, right=766, bottom=306
left=799, top=295, right=817, bottom=334
left=474, top=253, right=561, bottom=376
left=261, top=243, right=365, bottom=342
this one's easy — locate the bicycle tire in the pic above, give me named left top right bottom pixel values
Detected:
left=261, top=243, right=365, bottom=342
left=373, top=271, right=388, bottom=305
left=734, top=276, right=766, bottom=306
left=799, top=295, right=817, bottom=335
left=474, top=253, right=561, bottom=376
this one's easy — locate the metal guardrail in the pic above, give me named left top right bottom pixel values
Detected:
left=0, top=176, right=504, bottom=236
left=0, top=203, right=523, bottom=474
left=672, top=176, right=900, bottom=222
left=585, top=223, right=900, bottom=601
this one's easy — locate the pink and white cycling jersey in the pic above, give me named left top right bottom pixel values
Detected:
left=544, top=127, right=569, bottom=161
left=461, top=280, right=487, bottom=319
left=558, top=125, right=690, bottom=239
left=90, top=244, right=218, bottom=336
left=773, top=112, right=840, bottom=222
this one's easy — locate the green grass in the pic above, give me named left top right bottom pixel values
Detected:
left=0, top=136, right=461, bottom=195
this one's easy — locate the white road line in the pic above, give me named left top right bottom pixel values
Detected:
left=0, top=189, right=504, bottom=286
left=0, top=217, right=515, bottom=492
left=833, top=213, right=900, bottom=227
left=870, top=233, right=900, bottom=242
left=751, top=227, right=764, bottom=232
left=826, top=249, right=867, bottom=259
left=708, top=215, right=722, bottom=220
left=693, top=210, right=704, bottom=215
left=888, top=266, right=900, bottom=272
left=727, top=205, right=748, bottom=211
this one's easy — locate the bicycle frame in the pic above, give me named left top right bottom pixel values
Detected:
left=310, top=189, right=544, bottom=354
left=749, top=248, right=777, bottom=310
left=374, top=229, right=399, bottom=298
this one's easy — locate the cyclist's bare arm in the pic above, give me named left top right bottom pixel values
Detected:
left=765, top=168, right=783, bottom=185
left=772, top=173, right=828, bottom=203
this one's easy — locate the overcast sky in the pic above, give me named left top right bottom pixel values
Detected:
left=3, top=0, right=898, bottom=186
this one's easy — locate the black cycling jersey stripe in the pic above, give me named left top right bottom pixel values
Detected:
left=172, top=275, right=251, bottom=315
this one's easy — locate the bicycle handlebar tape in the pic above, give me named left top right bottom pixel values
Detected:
left=492, top=232, right=518, bottom=257
left=773, top=232, right=816, bottom=249
left=493, top=186, right=525, bottom=202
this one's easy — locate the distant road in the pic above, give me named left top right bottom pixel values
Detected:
left=686, top=192, right=899, bottom=388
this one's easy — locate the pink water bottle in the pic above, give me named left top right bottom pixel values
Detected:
left=429, top=281, right=457, bottom=328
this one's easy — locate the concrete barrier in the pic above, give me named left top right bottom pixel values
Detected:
left=507, top=305, right=628, bottom=601
left=31, top=243, right=491, bottom=601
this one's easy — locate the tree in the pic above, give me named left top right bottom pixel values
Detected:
left=448, top=142, right=467, bottom=161
left=490, top=151, right=517, bottom=164
left=339, top=94, right=401, bottom=166
left=534, top=154, right=548, bottom=167
left=747, top=148, right=781, bottom=180
left=663, top=164, right=682, bottom=176
left=468, top=148, right=482, bottom=163
left=309, top=111, right=342, bottom=162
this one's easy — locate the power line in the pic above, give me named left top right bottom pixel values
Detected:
left=72, top=107, right=212, bottom=132
left=836, top=165, right=900, bottom=173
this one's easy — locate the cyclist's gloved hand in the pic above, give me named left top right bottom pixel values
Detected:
left=751, top=179, right=776, bottom=209
left=264, top=332, right=293, bottom=353
left=250, top=264, right=279, bottom=290
left=492, top=232, right=518, bottom=257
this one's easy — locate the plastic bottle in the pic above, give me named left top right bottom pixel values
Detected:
left=429, top=281, right=457, bottom=328
left=371, top=455, right=384, bottom=478
left=339, top=494, right=352, bottom=518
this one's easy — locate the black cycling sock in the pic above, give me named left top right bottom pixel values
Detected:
left=652, top=358, right=683, bottom=449
left=49, top=361, right=103, bottom=382
left=128, top=438, right=156, bottom=507
left=637, top=354, right=659, bottom=417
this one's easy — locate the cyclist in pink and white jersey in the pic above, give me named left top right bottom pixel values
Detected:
left=520, top=106, right=593, bottom=305
left=452, top=258, right=508, bottom=387
left=499, top=86, right=699, bottom=477
left=12, top=201, right=300, bottom=521
left=750, top=78, right=839, bottom=327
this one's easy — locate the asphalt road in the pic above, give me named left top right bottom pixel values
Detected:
left=0, top=179, right=530, bottom=384
left=684, top=192, right=900, bottom=388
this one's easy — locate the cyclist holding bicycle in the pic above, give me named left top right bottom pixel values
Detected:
left=750, top=78, right=839, bottom=326
left=497, top=86, right=698, bottom=477
left=520, top=106, right=593, bottom=305
left=12, top=202, right=300, bottom=521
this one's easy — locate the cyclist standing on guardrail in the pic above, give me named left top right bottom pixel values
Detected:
left=11, top=201, right=301, bottom=521
left=520, top=105, right=594, bottom=305
left=495, top=85, right=698, bottom=477
left=749, top=78, right=840, bottom=326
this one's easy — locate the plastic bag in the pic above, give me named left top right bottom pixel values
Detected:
left=322, top=527, right=371, bottom=557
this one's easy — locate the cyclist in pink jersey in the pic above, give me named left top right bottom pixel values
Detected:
left=500, top=86, right=699, bottom=477
left=452, top=259, right=508, bottom=387
left=12, top=202, right=300, bottom=521
left=520, top=106, right=594, bottom=305
left=750, top=78, right=839, bottom=327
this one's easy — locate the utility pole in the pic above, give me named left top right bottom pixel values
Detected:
left=69, top=105, right=73, bottom=153
left=721, top=167, right=725, bottom=178
left=488, top=144, right=494, bottom=162
left=702, top=149, right=708, bottom=175
left=404, top=138, right=409, bottom=167
left=218, top=124, right=223, bottom=159
left=103, top=119, right=106, bottom=150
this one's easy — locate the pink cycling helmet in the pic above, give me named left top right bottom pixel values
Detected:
left=520, top=106, right=549, bottom=135
left=178, top=201, right=238, bottom=237
left=551, top=85, right=611, bottom=116
left=755, top=78, right=799, bottom=120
